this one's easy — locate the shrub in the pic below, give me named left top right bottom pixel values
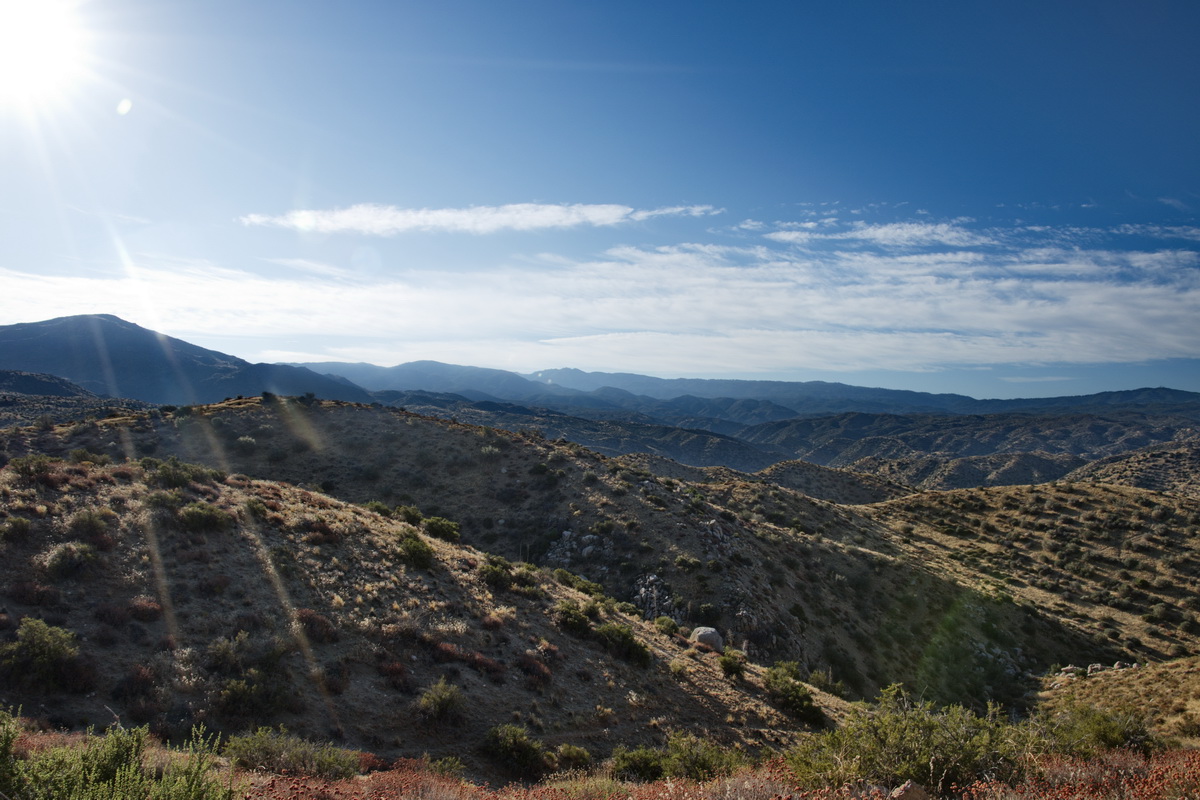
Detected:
left=127, top=595, right=163, bottom=621
left=764, top=661, right=823, bottom=724
left=67, top=508, right=116, bottom=540
left=785, top=684, right=1026, bottom=793
left=611, top=745, right=665, bottom=781
left=1038, top=704, right=1155, bottom=759
left=423, top=516, right=460, bottom=542
left=9, top=723, right=234, bottom=799
left=718, top=647, right=745, bottom=679
left=593, top=623, right=651, bottom=667
left=398, top=534, right=435, bottom=569
left=555, top=743, right=592, bottom=771
left=417, top=677, right=465, bottom=722
left=6, top=454, right=57, bottom=485
left=663, top=731, right=746, bottom=780
left=654, top=616, right=679, bottom=636
left=479, top=562, right=513, bottom=591
left=177, top=501, right=234, bottom=533
left=1, top=516, right=32, bottom=542
left=363, top=500, right=392, bottom=517
left=8, top=580, right=61, bottom=606
left=295, top=608, right=339, bottom=643
left=0, top=618, right=95, bottom=692
left=41, top=541, right=96, bottom=580
left=555, top=600, right=592, bottom=636
left=224, top=726, right=359, bottom=778
left=143, top=456, right=223, bottom=488
left=807, top=668, right=848, bottom=698
left=483, top=724, right=549, bottom=779
left=395, top=505, right=423, bottom=525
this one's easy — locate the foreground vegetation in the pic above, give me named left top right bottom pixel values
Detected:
left=0, top=688, right=1179, bottom=799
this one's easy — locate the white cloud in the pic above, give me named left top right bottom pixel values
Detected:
left=240, top=202, right=721, bottom=236
left=765, top=219, right=994, bottom=249
left=3, top=212, right=1198, bottom=377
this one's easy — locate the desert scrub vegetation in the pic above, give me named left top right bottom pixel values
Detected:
left=483, top=724, right=550, bottom=780
left=0, top=712, right=236, bottom=799
left=611, top=731, right=747, bottom=782
left=223, top=726, right=358, bottom=779
left=763, top=661, right=823, bottom=725
left=0, top=617, right=96, bottom=693
left=416, top=676, right=466, bottom=722
left=784, top=684, right=1155, bottom=794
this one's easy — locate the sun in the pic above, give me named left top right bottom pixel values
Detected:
left=0, top=0, right=90, bottom=110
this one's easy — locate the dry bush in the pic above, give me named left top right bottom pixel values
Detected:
left=295, top=608, right=339, bottom=643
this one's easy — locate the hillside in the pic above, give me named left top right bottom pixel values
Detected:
left=5, top=397, right=1200, bottom=717
left=0, top=315, right=372, bottom=405
left=0, top=454, right=830, bottom=777
left=1066, top=441, right=1200, bottom=500
left=4, top=315, right=1199, bottom=492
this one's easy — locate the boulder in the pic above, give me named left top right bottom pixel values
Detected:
left=890, top=781, right=929, bottom=800
left=689, top=626, right=724, bottom=651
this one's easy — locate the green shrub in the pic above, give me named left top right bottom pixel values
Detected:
left=6, top=454, right=56, bottom=484
left=177, top=502, right=235, bottom=533
left=785, top=685, right=1025, bottom=793
left=807, top=668, right=848, bottom=698
left=423, top=516, right=460, bottom=542
left=479, top=562, right=513, bottom=591
left=611, top=745, right=665, bottom=781
left=398, top=534, right=435, bottom=569
left=593, top=623, right=651, bottom=667
left=1038, top=703, right=1155, bottom=759
left=1, top=516, right=32, bottom=542
left=363, top=500, right=392, bottom=517
left=146, top=489, right=184, bottom=510
left=654, top=616, right=679, bottom=636
left=417, top=677, right=465, bottom=722
left=764, top=662, right=823, bottom=724
left=555, top=743, right=592, bottom=771
left=552, top=568, right=605, bottom=597
left=483, top=724, right=549, bottom=779
left=0, top=711, right=19, bottom=798
left=13, top=723, right=236, bottom=799
left=42, top=540, right=97, bottom=580
left=663, top=731, right=746, bottom=780
left=555, top=600, right=592, bottom=636
left=395, top=505, right=423, bottom=525
left=0, top=618, right=94, bottom=692
left=224, top=726, right=358, bottom=778
left=67, top=509, right=116, bottom=539
left=142, top=456, right=223, bottom=489
left=718, top=647, right=745, bottom=680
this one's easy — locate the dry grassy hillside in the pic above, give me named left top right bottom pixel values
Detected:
left=864, top=483, right=1200, bottom=663
left=0, top=454, right=844, bottom=779
left=1066, top=440, right=1200, bottom=499
left=2, top=400, right=1190, bottom=714
left=847, top=452, right=1086, bottom=491
left=1039, top=655, right=1200, bottom=745
left=608, top=453, right=907, bottom=505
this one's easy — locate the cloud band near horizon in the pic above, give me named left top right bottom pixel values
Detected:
left=240, top=202, right=722, bottom=235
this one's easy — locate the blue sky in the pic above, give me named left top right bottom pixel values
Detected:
left=1, top=0, right=1198, bottom=399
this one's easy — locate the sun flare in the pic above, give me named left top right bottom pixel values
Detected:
left=0, top=0, right=90, bottom=109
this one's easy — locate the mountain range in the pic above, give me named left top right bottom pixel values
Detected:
left=2, top=313, right=1198, bottom=490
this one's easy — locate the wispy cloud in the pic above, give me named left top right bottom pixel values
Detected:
left=765, top=219, right=993, bottom=248
left=240, top=202, right=720, bottom=236
left=5, top=209, right=1198, bottom=380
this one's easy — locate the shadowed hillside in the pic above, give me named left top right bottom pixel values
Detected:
left=5, top=397, right=1198, bottom=717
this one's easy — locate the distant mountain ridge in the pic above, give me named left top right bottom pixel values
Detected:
left=0, top=315, right=372, bottom=405
left=4, top=314, right=1199, bottom=490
